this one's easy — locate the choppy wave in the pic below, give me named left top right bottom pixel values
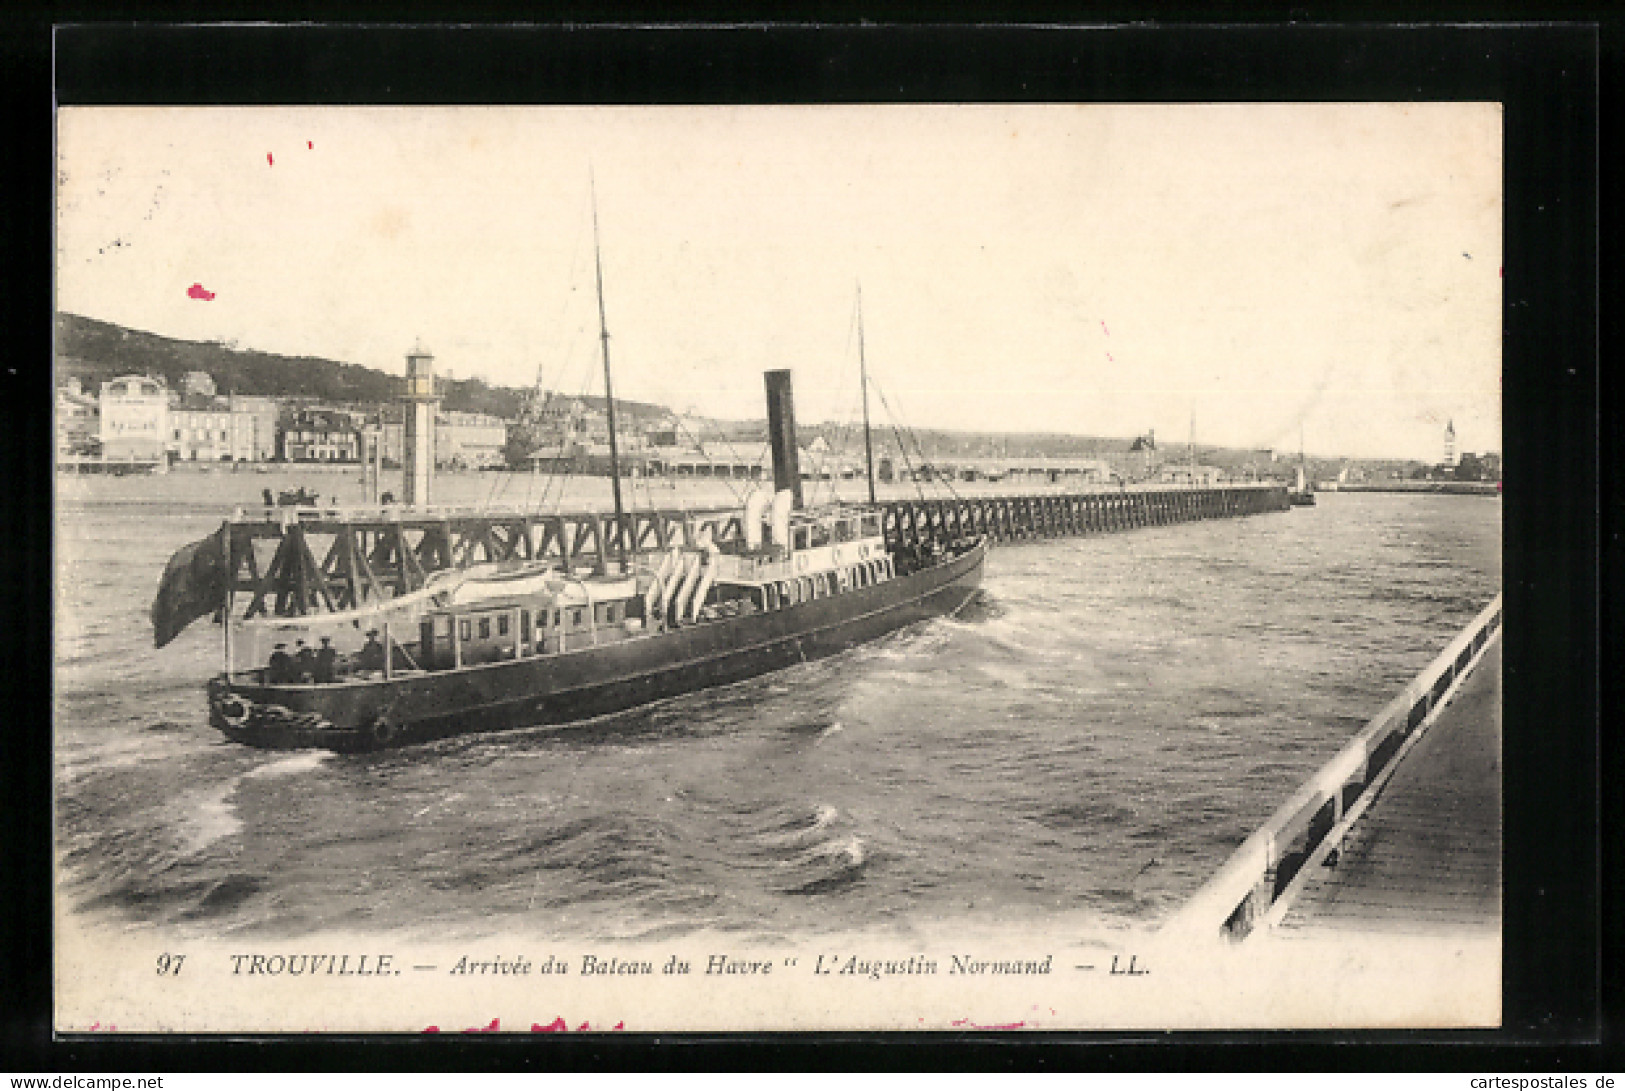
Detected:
left=55, top=490, right=1500, bottom=939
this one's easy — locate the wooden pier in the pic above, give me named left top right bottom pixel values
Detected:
left=1167, top=594, right=1503, bottom=941
left=881, top=483, right=1287, bottom=546
left=220, top=483, right=1289, bottom=620
left=1273, top=637, right=1501, bottom=936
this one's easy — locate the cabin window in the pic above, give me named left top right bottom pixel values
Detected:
left=478, top=618, right=491, bottom=640
left=606, top=603, right=619, bottom=623
left=862, top=515, right=880, bottom=537
left=809, top=524, right=831, bottom=548
left=794, top=528, right=810, bottom=551
left=571, top=608, right=584, bottom=628
left=459, top=619, right=471, bottom=642
left=552, top=609, right=561, bottom=627
left=834, top=520, right=852, bottom=543
left=497, top=614, right=510, bottom=637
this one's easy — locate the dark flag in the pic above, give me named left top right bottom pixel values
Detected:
left=151, top=526, right=229, bottom=648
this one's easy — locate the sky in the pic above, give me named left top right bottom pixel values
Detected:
left=56, top=105, right=1502, bottom=461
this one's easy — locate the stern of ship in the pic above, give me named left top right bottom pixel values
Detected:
left=207, top=674, right=377, bottom=753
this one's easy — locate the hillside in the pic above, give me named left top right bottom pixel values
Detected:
left=54, top=313, right=537, bottom=419
left=56, top=314, right=1422, bottom=480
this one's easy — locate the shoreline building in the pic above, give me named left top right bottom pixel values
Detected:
left=373, top=407, right=512, bottom=470
left=436, top=410, right=509, bottom=469
left=1444, top=419, right=1457, bottom=468
left=169, top=393, right=259, bottom=462
left=279, top=406, right=362, bottom=463
left=98, top=374, right=169, bottom=469
left=229, top=395, right=281, bottom=462
left=56, top=376, right=100, bottom=461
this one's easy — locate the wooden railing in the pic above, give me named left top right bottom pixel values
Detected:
left=1166, top=593, right=1503, bottom=941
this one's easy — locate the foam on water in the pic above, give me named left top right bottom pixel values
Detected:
left=242, top=751, right=333, bottom=780
left=54, top=488, right=1501, bottom=939
left=177, top=781, right=244, bottom=856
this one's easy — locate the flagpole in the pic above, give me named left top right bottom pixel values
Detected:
left=221, top=523, right=233, bottom=676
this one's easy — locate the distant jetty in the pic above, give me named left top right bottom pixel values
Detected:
left=1333, top=481, right=1499, bottom=497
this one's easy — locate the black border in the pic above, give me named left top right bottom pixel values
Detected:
left=5, top=17, right=1607, bottom=1071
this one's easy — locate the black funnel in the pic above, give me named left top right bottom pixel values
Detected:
left=763, top=369, right=803, bottom=509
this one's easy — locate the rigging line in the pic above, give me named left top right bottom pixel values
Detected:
left=703, top=416, right=762, bottom=506
left=671, top=414, right=750, bottom=509
left=513, top=204, right=594, bottom=517
left=869, top=376, right=954, bottom=504
left=892, top=389, right=961, bottom=504
left=869, top=380, right=928, bottom=504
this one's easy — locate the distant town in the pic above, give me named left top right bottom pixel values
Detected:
left=55, top=312, right=1499, bottom=489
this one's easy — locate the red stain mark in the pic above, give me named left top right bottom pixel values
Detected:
left=951, top=1018, right=1027, bottom=1030
left=423, top=1026, right=439, bottom=1034
left=187, top=283, right=215, bottom=301
left=464, top=1017, right=500, bottom=1033
left=1101, top=321, right=1110, bottom=335
left=531, top=1017, right=624, bottom=1032
left=1106, top=352, right=1114, bottom=362
left=1496, top=480, right=1503, bottom=493
left=89, top=1022, right=99, bottom=1030
left=267, top=152, right=274, bottom=167
left=307, top=141, right=314, bottom=150
left=1499, top=266, right=1503, bottom=278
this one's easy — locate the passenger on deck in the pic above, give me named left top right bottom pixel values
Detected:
left=262, top=487, right=275, bottom=507
left=293, top=640, right=316, bottom=682
left=267, top=642, right=293, bottom=683
left=356, top=629, right=386, bottom=673
left=314, top=636, right=338, bottom=683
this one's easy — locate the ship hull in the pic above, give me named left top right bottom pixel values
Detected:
left=208, top=541, right=986, bottom=753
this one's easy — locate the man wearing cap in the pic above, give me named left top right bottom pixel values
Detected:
left=314, top=636, right=339, bottom=683
left=267, top=642, right=293, bottom=684
left=357, top=629, right=385, bottom=674
left=293, top=639, right=316, bottom=683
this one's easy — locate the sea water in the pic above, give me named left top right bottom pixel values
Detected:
left=54, top=469, right=1500, bottom=943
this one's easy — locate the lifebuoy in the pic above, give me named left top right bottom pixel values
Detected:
left=219, top=695, right=251, bottom=728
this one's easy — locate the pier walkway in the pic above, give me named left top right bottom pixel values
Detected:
left=1273, top=638, right=1501, bottom=937
left=1168, top=595, right=1502, bottom=942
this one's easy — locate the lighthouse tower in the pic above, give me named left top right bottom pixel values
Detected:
left=402, top=342, right=439, bottom=507
left=1443, top=419, right=1457, bottom=468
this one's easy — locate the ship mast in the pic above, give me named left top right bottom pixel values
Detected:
left=857, top=284, right=877, bottom=505
left=590, top=176, right=629, bottom=572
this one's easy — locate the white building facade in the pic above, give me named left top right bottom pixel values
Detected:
left=99, top=375, right=169, bottom=464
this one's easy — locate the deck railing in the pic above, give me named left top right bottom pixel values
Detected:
left=1166, top=592, right=1503, bottom=942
